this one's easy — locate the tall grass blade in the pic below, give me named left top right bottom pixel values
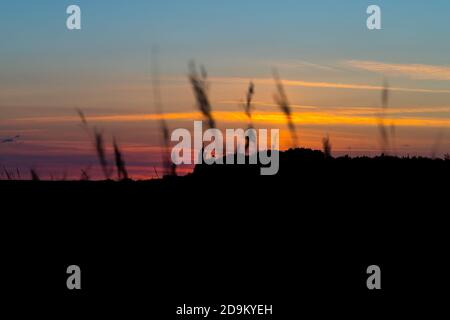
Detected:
left=189, top=61, right=216, bottom=129
left=273, top=69, right=298, bottom=147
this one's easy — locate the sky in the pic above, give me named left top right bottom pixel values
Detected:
left=1, top=0, right=450, bottom=180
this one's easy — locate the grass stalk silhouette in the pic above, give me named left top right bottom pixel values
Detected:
left=30, top=168, right=40, bottom=181
left=153, top=166, right=160, bottom=179
left=80, top=166, right=91, bottom=181
left=76, top=109, right=113, bottom=180
left=377, top=78, right=396, bottom=155
left=242, top=81, right=256, bottom=152
left=273, top=69, right=298, bottom=147
left=113, top=137, right=129, bottom=181
left=3, top=166, right=12, bottom=180
left=244, top=81, right=255, bottom=120
left=189, top=61, right=216, bottom=129
left=94, top=128, right=112, bottom=180
left=151, top=47, right=176, bottom=177
left=322, top=134, right=332, bottom=158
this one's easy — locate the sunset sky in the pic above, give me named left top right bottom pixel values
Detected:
left=1, top=0, right=450, bottom=179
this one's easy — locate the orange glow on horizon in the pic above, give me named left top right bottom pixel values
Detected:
left=8, top=109, right=450, bottom=128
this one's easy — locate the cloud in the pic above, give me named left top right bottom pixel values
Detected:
left=346, top=60, right=450, bottom=81
left=270, top=79, right=450, bottom=93
left=8, top=109, right=450, bottom=128
left=261, top=59, right=338, bottom=72
left=210, top=76, right=450, bottom=94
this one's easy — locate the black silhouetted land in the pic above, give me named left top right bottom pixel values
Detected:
left=2, top=147, right=449, bottom=184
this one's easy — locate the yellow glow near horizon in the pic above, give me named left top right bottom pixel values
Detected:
left=8, top=109, right=450, bottom=128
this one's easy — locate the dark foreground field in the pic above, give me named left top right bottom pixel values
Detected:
left=1, top=148, right=449, bottom=317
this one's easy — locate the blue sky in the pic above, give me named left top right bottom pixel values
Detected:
left=2, top=0, right=450, bottom=109
left=2, top=0, right=450, bottom=78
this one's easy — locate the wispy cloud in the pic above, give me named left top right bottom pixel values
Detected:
left=8, top=109, right=450, bottom=128
left=261, top=59, right=339, bottom=72
left=346, top=60, right=450, bottom=81
left=209, top=76, right=450, bottom=94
